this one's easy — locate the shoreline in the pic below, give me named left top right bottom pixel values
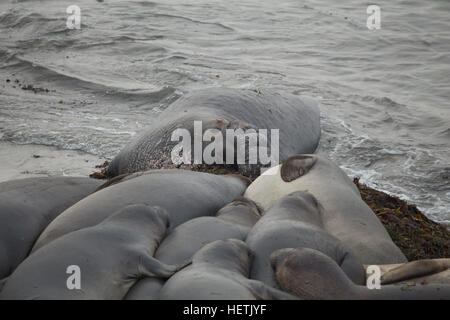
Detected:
left=0, top=142, right=107, bottom=183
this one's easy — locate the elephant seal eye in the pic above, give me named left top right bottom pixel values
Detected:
left=280, top=155, right=316, bottom=182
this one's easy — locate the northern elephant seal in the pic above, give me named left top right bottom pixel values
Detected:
left=32, top=169, right=248, bottom=251
left=215, top=197, right=262, bottom=227
left=246, top=191, right=365, bottom=287
left=130, top=197, right=260, bottom=298
left=271, top=248, right=450, bottom=300
left=0, top=177, right=102, bottom=279
left=159, top=239, right=297, bottom=300
left=0, top=205, right=185, bottom=300
left=155, top=216, right=249, bottom=266
left=245, top=154, right=407, bottom=264
left=106, top=88, right=320, bottom=177
left=364, top=259, right=450, bottom=285
left=154, top=198, right=260, bottom=265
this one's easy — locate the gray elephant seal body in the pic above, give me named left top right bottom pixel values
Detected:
left=155, top=198, right=260, bottom=265
left=271, top=248, right=450, bottom=300
left=106, top=88, right=320, bottom=177
left=366, top=259, right=450, bottom=285
left=125, top=278, right=166, bottom=300
left=246, top=191, right=365, bottom=287
left=245, top=154, right=406, bottom=265
left=1, top=205, right=183, bottom=300
left=33, top=170, right=247, bottom=251
left=130, top=198, right=260, bottom=299
left=0, top=177, right=102, bottom=279
left=155, top=216, right=249, bottom=266
left=159, top=239, right=297, bottom=300
left=215, top=197, right=261, bottom=227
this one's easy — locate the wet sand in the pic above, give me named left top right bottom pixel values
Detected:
left=0, top=142, right=107, bottom=183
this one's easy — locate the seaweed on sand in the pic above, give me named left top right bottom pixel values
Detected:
left=353, top=177, right=450, bottom=261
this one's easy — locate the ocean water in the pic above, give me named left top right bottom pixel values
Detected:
left=0, top=0, right=449, bottom=223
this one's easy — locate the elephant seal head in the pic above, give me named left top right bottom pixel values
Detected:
left=280, top=155, right=317, bottom=182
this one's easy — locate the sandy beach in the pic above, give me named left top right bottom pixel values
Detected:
left=0, top=142, right=106, bottom=183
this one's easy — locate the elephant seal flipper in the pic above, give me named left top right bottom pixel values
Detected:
left=139, top=256, right=191, bottom=279
left=280, top=155, right=317, bottom=182
left=381, top=259, right=450, bottom=285
left=0, top=277, right=7, bottom=292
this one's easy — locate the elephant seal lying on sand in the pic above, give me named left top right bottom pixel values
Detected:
left=32, top=170, right=248, bottom=251
left=271, top=248, right=450, bottom=300
left=127, top=198, right=261, bottom=300
left=246, top=191, right=365, bottom=287
left=106, top=88, right=321, bottom=177
left=215, top=197, right=262, bottom=227
left=0, top=205, right=186, bottom=300
left=0, top=177, right=102, bottom=280
left=364, top=259, right=450, bottom=285
left=245, top=154, right=407, bottom=265
left=155, top=198, right=260, bottom=265
left=159, top=239, right=297, bottom=300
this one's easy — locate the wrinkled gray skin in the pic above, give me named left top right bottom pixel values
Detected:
left=159, top=239, right=297, bottom=300
left=155, top=197, right=261, bottom=265
left=155, top=217, right=248, bottom=266
left=0, top=177, right=102, bottom=280
left=128, top=197, right=260, bottom=300
left=271, top=248, right=450, bottom=300
left=32, top=170, right=248, bottom=251
left=106, top=88, right=320, bottom=177
left=245, top=154, right=407, bottom=265
left=215, top=197, right=262, bottom=227
left=125, top=278, right=165, bottom=300
left=0, top=205, right=185, bottom=300
left=379, top=259, right=450, bottom=285
left=246, top=191, right=365, bottom=288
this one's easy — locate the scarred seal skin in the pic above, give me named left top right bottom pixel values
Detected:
left=32, top=169, right=248, bottom=251
left=0, top=177, right=102, bottom=280
left=158, top=239, right=297, bottom=300
left=245, top=154, right=407, bottom=265
left=106, top=88, right=321, bottom=177
left=271, top=247, right=450, bottom=300
left=0, top=205, right=186, bottom=300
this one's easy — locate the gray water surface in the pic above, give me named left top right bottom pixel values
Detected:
left=0, top=0, right=449, bottom=222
